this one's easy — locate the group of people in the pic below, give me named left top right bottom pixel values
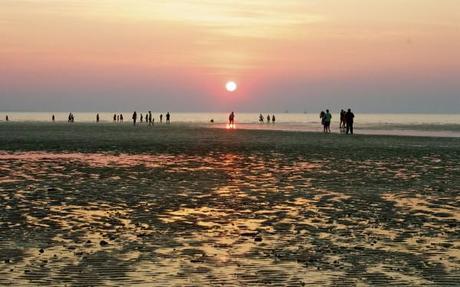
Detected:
left=259, top=114, right=276, bottom=124
left=320, top=108, right=355, bottom=134
left=131, top=112, right=170, bottom=126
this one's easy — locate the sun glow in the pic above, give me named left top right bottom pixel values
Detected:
left=225, top=81, right=237, bottom=92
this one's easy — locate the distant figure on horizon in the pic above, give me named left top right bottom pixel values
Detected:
left=116, top=114, right=119, bottom=122
left=140, top=113, right=143, bottom=123
left=259, top=114, right=264, bottom=123
left=324, top=109, right=332, bottom=133
left=319, top=111, right=326, bottom=132
left=113, top=114, right=117, bottom=122
left=166, top=112, right=170, bottom=124
left=5, top=115, right=9, bottom=122
left=120, top=114, right=124, bottom=122
left=272, top=114, right=275, bottom=124
left=68, top=113, right=74, bottom=123
left=160, top=114, right=163, bottom=123
left=52, top=114, right=55, bottom=122
left=148, top=111, right=153, bottom=126
left=229, top=111, right=235, bottom=126
left=96, top=113, right=100, bottom=123
left=132, top=111, right=137, bottom=126
left=345, top=108, right=355, bottom=135
left=267, top=114, right=271, bottom=124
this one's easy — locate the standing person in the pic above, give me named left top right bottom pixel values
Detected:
left=116, top=114, right=119, bottom=122
left=96, top=113, right=100, bottom=123
left=148, top=111, right=153, bottom=126
left=120, top=114, right=124, bottom=122
left=340, top=109, right=346, bottom=130
left=52, top=114, right=55, bottom=122
left=166, top=112, right=170, bottom=124
left=160, top=114, right=163, bottom=123
left=266, top=114, right=271, bottom=124
left=140, top=113, right=143, bottom=123
left=345, top=108, right=355, bottom=134
left=324, top=109, right=332, bottom=133
left=272, top=114, right=276, bottom=124
left=113, top=114, right=116, bottom=122
left=229, top=111, right=235, bottom=126
left=132, top=111, right=137, bottom=126
left=259, top=114, right=264, bottom=123
left=319, top=111, right=326, bottom=132
left=5, top=115, right=9, bottom=122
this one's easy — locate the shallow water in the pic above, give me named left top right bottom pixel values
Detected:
left=2, top=112, right=460, bottom=138
left=0, top=142, right=459, bottom=286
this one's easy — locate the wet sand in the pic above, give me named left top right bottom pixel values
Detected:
left=0, top=122, right=459, bottom=286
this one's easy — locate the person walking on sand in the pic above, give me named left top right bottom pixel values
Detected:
left=266, top=114, right=271, bottom=124
left=148, top=111, right=153, bottom=126
left=96, top=113, right=100, bottom=123
left=166, top=112, right=170, bottom=124
left=120, top=114, right=124, bottom=122
left=272, top=114, right=276, bottom=124
left=345, top=108, right=355, bottom=135
left=132, top=111, right=137, bottom=126
left=5, top=115, right=9, bottom=122
left=140, top=113, right=143, bottom=123
left=52, top=114, right=55, bottom=122
left=160, top=114, right=163, bottom=123
left=324, top=109, right=332, bottom=133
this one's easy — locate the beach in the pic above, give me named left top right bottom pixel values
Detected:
left=0, top=122, right=459, bottom=286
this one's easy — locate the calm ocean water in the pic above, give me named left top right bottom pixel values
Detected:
left=1, top=112, right=460, bottom=137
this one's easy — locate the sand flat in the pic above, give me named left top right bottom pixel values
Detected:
left=0, top=123, right=459, bottom=286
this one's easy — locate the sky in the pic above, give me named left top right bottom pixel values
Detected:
left=1, top=0, right=460, bottom=113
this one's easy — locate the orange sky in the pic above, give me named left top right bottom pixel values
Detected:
left=1, top=0, right=460, bottom=112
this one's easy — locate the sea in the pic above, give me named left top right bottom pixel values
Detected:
left=1, top=112, right=460, bottom=138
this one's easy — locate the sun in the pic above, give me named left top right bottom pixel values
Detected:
left=225, top=81, right=237, bottom=92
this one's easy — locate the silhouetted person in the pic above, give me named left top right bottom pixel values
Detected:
left=229, top=111, right=235, bottom=125
left=132, top=111, right=137, bottom=126
left=259, top=114, right=264, bottom=123
left=340, top=109, right=346, bottom=130
left=116, top=114, right=119, bottom=122
left=272, top=114, right=275, bottom=124
left=324, top=109, right=332, bottom=133
left=148, top=111, right=153, bottom=126
left=345, top=109, right=355, bottom=134
left=166, top=112, right=170, bottom=124
left=113, top=114, right=116, bottom=122
left=319, top=111, right=326, bottom=132
left=5, top=115, right=9, bottom=122
left=68, top=113, right=74, bottom=123
left=52, top=114, right=55, bottom=122
left=120, top=114, right=124, bottom=122
left=96, top=113, right=100, bottom=123
left=140, top=113, right=143, bottom=123
left=160, top=114, right=163, bottom=123
left=266, top=114, right=270, bottom=123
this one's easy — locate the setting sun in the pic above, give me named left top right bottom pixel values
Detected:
left=225, top=81, right=237, bottom=92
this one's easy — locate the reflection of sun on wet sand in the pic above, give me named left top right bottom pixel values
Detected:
left=0, top=123, right=459, bottom=286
